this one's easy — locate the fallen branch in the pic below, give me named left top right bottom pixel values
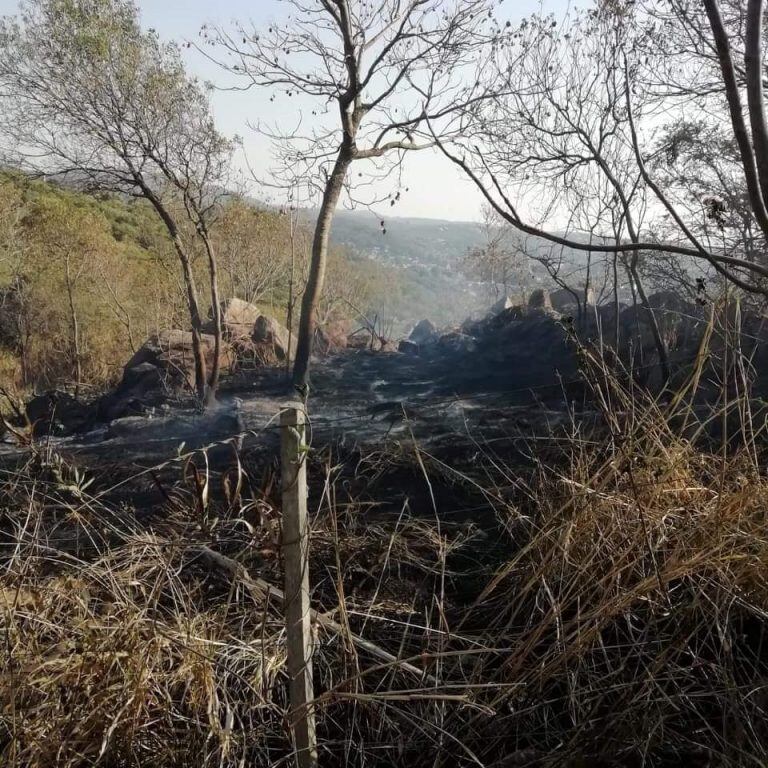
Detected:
left=190, top=545, right=438, bottom=684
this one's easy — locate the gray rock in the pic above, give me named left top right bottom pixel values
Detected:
left=124, top=330, right=234, bottom=390
left=253, top=315, right=294, bottom=361
left=25, top=391, right=93, bottom=437
left=528, top=288, right=553, bottom=311
left=550, top=287, right=595, bottom=313
left=409, top=319, right=438, bottom=345
left=203, top=298, right=261, bottom=340
left=437, top=332, right=477, bottom=354
left=487, top=295, right=516, bottom=317
left=398, top=339, right=421, bottom=356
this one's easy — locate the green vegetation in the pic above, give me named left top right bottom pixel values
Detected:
left=0, top=172, right=389, bottom=397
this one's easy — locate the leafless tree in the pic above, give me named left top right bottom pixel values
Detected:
left=214, top=200, right=300, bottom=305
left=206, top=0, right=501, bottom=394
left=438, top=0, right=768, bottom=383
left=436, top=7, right=674, bottom=377
left=461, top=205, right=533, bottom=303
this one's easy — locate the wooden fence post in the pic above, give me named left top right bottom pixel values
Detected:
left=280, top=404, right=318, bottom=768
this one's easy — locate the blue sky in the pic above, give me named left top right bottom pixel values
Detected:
left=0, top=0, right=568, bottom=221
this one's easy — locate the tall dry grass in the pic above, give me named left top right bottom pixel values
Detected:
left=1, top=323, right=768, bottom=766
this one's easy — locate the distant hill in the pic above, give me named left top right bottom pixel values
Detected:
left=324, top=209, right=619, bottom=328
left=329, top=210, right=483, bottom=267
left=325, top=210, right=486, bottom=328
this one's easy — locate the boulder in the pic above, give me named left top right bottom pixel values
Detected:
left=437, top=332, right=477, bottom=355
left=550, top=287, right=595, bottom=313
left=647, top=290, right=695, bottom=314
left=315, top=319, right=350, bottom=355
left=527, top=288, right=554, bottom=312
left=123, top=330, right=234, bottom=391
left=409, top=319, right=439, bottom=345
left=620, top=292, right=703, bottom=352
left=487, top=295, right=516, bottom=317
left=253, top=315, right=294, bottom=361
left=203, top=298, right=261, bottom=340
left=96, top=362, right=166, bottom=422
left=25, top=391, right=93, bottom=437
left=461, top=316, right=482, bottom=336
left=122, top=361, right=163, bottom=390
left=398, top=339, right=421, bottom=356
left=597, top=302, right=627, bottom=321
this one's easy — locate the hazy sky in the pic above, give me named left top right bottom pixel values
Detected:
left=0, top=0, right=569, bottom=221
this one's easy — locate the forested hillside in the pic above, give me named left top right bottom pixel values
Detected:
left=0, top=172, right=389, bottom=395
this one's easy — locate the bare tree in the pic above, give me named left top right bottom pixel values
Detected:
left=0, top=0, right=233, bottom=406
left=461, top=205, right=533, bottom=304
left=214, top=200, right=298, bottom=305
left=435, top=7, right=679, bottom=377
left=434, top=0, right=768, bottom=383
left=207, top=0, right=499, bottom=394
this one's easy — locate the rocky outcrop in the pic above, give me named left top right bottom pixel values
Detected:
left=437, top=331, right=477, bottom=355
left=123, top=330, right=234, bottom=391
left=550, top=287, right=596, bottom=313
left=25, top=391, right=93, bottom=436
left=204, top=298, right=261, bottom=340
left=315, top=319, right=350, bottom=356
left=94, top=331, right=235, bottom=422
left=527, top=288, right=556, bottom=313
left=408, top=319, right=439, bottom=346
left=487, top=295, right=516, bottom=317
left=620, top=292, right=703, bottom=352
left=398, top=339, right=421, bottom=356
left=253, top=315, right=294, bottom=362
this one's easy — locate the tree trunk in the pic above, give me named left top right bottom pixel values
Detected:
left=286, top=201, right=298, bottom=382
left=173, top=235, right=208, bottom=404
left=613, top=249, right=620, bottom=351
left=583, top=248, right=592, bottom=331
left=747, top=0, right=768, bottom=198
left=64, top=254, right=82, bottom=400
left=201, top=232, right=223, bottom=408
left=292, top=147, right=353, bottom=393
left=704, top=0, right=768, bottom=238
left=139, top=180, right=208, bottom=405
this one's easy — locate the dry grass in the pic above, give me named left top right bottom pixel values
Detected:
left=426, top=344, right=768, bottom=766
left=2, top=342, right=768, bottom=766
left=0, top=446, right=455, bottom=767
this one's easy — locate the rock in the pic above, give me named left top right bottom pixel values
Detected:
left=376, top=339, right=399, bottom=354
left=437, top=332, right=477, bottom=355
left=409, top=319, right=439, bottom=345
left=124, top=330, right=234, bottom=391
left=122, top=361, right=163, bottom=389
left=315, top=319, right=350, bottom=355
left=203, top=298, right=261, bottom=340
left=25, top=391, right=93, bottom=436
left=620, top=292, right=702, bottom=352
left=96, top=361, right=168, bottom=423
left=253, top=315, right=294, bottom=361
left=527, top=288, right=553, bottom=312
left=647, top=290, right=695, bottom=313
left=487, top=295, right=516, bottom=317
left=104, top=415, right=153, bottom=440
left=398, top=339, right=421, bottom=356
left=597, top=302, right=627, bottom=320
left=460, top=316, right=482, bottom=336
left=550, top=287, right=595, bottom=313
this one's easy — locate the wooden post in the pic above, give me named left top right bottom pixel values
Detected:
left=280, top=404, right=318, bottom=768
